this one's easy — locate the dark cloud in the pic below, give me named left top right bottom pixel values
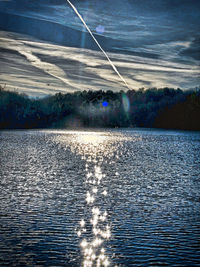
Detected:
left=0, top=0, right=60, bottom=14
left=0, top=0, right=199, bottom=66
left=0, top=0, right=199, bottom=81
left=180, top=38, right=200, bottom=61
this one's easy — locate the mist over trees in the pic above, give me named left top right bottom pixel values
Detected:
left=0, top=86, right=200, bottom=131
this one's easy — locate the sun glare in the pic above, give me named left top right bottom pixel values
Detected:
left=76, top=132, right=107, bottom=145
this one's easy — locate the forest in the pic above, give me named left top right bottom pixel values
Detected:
left=0, top=86, right=200, bottom=131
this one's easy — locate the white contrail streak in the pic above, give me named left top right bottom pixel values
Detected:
left=66, top=0, right=130, bottom=90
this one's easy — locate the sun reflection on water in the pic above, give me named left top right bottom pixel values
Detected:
left=55, top=131, right=115, bottom=266
left=53, top=131, right=132, bottom=266
left=76, top=132, right=108, bottom=146
left=80, top=158, right=111, bottom=267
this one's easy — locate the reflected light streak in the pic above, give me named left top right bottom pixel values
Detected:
left=51, top=131, right=145, bottom=266
left=81, top=158, right=111, bottom=265
left=54, top=131, right=118, bottom=266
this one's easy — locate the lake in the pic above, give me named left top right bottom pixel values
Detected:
left=0, top=129, right=200, bottom=266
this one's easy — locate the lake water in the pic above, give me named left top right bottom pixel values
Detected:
left=0, top=129, right=200, bottom=266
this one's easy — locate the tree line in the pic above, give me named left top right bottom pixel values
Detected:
left=0, top=86, right=200, bottom=131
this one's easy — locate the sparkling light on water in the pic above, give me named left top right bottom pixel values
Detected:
left=1, top=130, right=199, bottom=266
left=54, top=131, right=135, bottom=266
left=72, top=132, right=112, bottom=266
left=80, top=157, right=111, bottom=266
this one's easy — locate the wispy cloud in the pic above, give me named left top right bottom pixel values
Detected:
left=0, top=31, right=199, bottom=96
left=66, top=0, right=130, bottom=90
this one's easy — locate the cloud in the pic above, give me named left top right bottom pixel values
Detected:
left=180, top=38, right=200, bottom=61
left=0, top=0, right=199, bottom=95
left=0, top=30, right=199, bottom=97
left=1, top=0, right=199, bottom=44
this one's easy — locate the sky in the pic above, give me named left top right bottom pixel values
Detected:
left=0, top=0, right=199, bottom=96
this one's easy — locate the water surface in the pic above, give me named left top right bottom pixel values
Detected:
left=0, top=129, right=200, bottom=266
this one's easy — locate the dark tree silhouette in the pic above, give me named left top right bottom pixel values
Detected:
left=0, top=85, right=199, bottom=130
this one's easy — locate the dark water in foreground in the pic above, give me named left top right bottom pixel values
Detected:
left=0, top=129, right=200, bottom=266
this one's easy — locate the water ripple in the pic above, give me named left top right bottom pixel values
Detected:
left=0, top=129, right=200, bottom=266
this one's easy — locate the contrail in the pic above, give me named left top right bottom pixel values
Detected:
left=66, top=0, right=130, bottom=90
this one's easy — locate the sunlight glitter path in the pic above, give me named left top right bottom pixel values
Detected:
left=77, top=160, right=111, bottom=267
left=68, top=133, right=113, bottom=266
left=55, top=131, right=121, bottom=266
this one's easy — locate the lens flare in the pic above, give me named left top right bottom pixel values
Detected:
left=102, top=101, right=108, bottom=107
left=122, top=93, right=130, bottom=113
left=96, top=25, right=105, bottom=34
